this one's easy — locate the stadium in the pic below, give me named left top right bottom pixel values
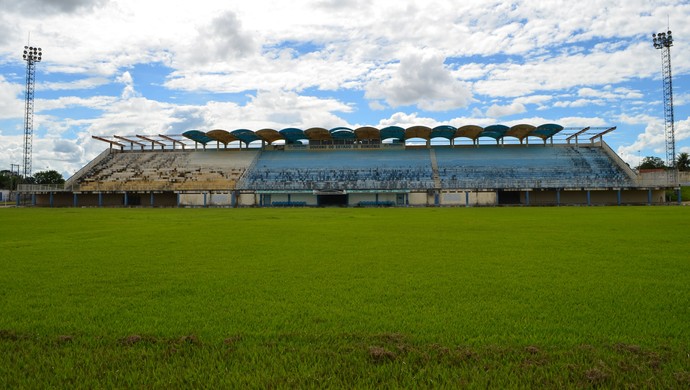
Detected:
left=16, top=123, right=678, bottom=207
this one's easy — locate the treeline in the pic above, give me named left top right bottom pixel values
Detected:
left=0, top=170, right=65, bottom=190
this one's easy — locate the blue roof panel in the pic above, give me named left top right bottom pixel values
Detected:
left=379, top=126, right=405, bottom=141
left=481, top=125, right=510, bottom=140
left=279, top=128, right=307, bottom=144
left=182, top=130, right=214, bottom=144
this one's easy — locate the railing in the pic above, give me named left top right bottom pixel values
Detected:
left=17, top=184, right=65, bottom=192
left=64, top=148, right=113, bottom=190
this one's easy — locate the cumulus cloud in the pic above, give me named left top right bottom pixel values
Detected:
left=365, top=53, right=473, bottom=111
left=116, top=71, right=136, bottom=99
left=41, top=77, right=110, bottom=91
left=553, top=98, right=605, bottom=108
left=0, top=0, right=108, bottom=14
left=485, top=102, right=526, bottom=118
left=0, top=76, right=24, bottom=120
left=180, top=11, right=257, bottom=66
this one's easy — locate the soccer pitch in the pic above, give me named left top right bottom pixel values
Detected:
left=1, top=207, right=689, bottom=387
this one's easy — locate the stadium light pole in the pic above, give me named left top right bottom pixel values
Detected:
left=652, top=30, right=676, bottom=185
left=22, top=45, right=42, bottom=180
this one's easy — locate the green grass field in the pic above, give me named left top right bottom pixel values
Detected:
left=1, top=207, right=689, bottom=388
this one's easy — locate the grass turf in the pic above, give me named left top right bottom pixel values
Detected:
left=1, top=207, right=689, bottom=387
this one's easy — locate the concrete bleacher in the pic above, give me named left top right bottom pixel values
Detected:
left=71, top=144, right=636, bottom=195
left=75, top=150, right=257, bottom=191
left=435, top=145, right=635, bottom=189
left=238, top=149, right=436, bottom=190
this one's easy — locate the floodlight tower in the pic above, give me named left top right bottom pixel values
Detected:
left=652, top=31, right=675, bottom=181
left=22, top=46, right=42, bottom=179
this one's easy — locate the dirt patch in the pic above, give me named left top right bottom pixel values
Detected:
left=584, top=367, right=610, bottom=386
left=119, top=334, right=157, bottom=346
left=525, top=345, right=540, bottom=354
left=614, top=343, right=641, bottom=354
left=0, top=330, right=22, bottom=341
left=369, top=346, right=396, bottom=363
left=224, top=335, right=242, bottom=345
left=177, top=334, right=201, bottom=346
left=374, top=333, right=406, bottom=344
left=120, top=335, right=142, bottom=346
left=56, top=335, right=74, bottom=344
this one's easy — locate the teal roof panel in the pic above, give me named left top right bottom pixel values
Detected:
left=279, top=128, right=307, bottom=144
left=231, top=129, right=261, bottom=144
left=431, top=125, right=457, bottom=140
left=379, top=126, right=405, bottom=141
left=182, top=130, right=214, bottom=144
left=330, top=127, right=356, bottom=139
left=532, top=123, right=564, bottom=139
left=481, top=125, right=510, bottom=140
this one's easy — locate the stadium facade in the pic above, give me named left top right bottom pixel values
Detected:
left=18, top=124, right=676, bottom=207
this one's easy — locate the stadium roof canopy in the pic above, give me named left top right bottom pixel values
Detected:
left=98, top=123, right=580, bottom=150
left=182, top=124, right=566, bottom=145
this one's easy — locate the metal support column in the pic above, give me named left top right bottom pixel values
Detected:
left=556, top=189, right=561, bottom=206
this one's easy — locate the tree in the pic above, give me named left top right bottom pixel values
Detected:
left=637, top=156, right=666, bottom=170
left=32, top=170, right=65, bottom=185
left=676, top=152, right=690, bottom=172
left=0, top=170, right=19, bottom=190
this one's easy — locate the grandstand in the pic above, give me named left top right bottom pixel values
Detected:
left=18, top=124, right=673, bottom=207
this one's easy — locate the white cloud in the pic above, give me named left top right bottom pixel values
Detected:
left=364, top=52, right=473, bottom=111
left=553, top=98, right=605, bottom=108
left=578, top=86, right=644, bottom=100
left=514, top=95, right=553, bottom=106
left=0, top=75, right=23, bottom=119
left=486, top=102, right=526, bottom=118
left=41, top=77, right=110, bottom=91
left=116, top=71, right=136, bottom=99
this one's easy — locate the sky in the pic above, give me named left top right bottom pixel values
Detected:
left=0, top=0, right=689, bottom=178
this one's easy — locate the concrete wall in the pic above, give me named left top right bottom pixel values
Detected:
left=38, top=192, right=178, bottom=207
left=441, top=191, right=464, bottom=205
left=27, top=188, right=671, bottom=207
left=520, top=189, right=665, bottom=205
left=289, top=193, right=317, bottom=206
left=239, top=193, right=256, bottom=207
left=347, top=193, right=374, bottom=205
left=637, top=171, right=690, bottom=186
left=408, top=192, right=427, bottom=206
